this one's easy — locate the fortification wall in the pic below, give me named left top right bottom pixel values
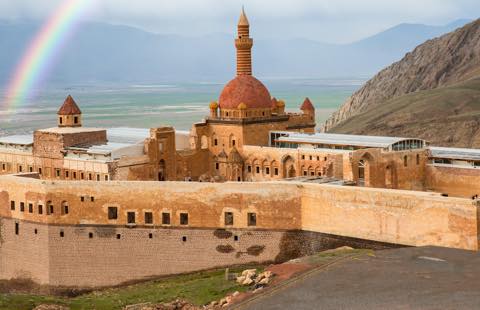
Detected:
left=0, top=176, right=478, bottom=287
left=301, top=184, right=478, bottom=250
left=426, top=165, right=480, bottom=198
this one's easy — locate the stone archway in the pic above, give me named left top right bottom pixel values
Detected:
left=282, top=155, right=296, bottom=178
left=358, top=153, right=374, bottom=187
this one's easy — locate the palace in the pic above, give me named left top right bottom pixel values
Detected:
left=0, top=9, right=479, bottom=289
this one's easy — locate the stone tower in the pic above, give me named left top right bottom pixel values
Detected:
left=235, top=7, right=253, bottom=76
left=57, top=95, right=82, bottom=127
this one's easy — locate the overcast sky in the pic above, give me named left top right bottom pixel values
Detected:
left=1, top=0, right=479, bottom=43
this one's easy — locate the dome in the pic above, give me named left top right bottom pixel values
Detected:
left=219, top=75, right=272, bottom=109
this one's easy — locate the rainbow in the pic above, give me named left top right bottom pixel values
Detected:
left=3, top=0, right=93, bottom=112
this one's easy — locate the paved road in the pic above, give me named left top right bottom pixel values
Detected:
left=239, top=246, right=480, bottom=310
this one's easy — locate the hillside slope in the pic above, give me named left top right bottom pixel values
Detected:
left=322, top=19, right=480, bottom=132
left=329, top=78, right=480, bottom=148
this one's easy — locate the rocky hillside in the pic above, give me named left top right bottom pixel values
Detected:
left=329, top=78, right=480, bottom=148
left=322, top=19, right=480, bottom=133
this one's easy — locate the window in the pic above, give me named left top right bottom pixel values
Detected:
left=91, top=196, right=94, bottom=202
left=2, top=163, right=5, bottom=171
left=38, top=205, right=43, bottom=215
left=216, top=163, right=219, bottom=170
left=145, top=212, right=153, bottom=224
left=108, top=207, right=118, bottom=220
left=404, top=156, right=408, bottom=167
left=55, top=169, right=60, bottom=177
left=214, top=139, right=218, bottom=146
left=65, top=171, right=69, bottom=178
left=317, top=156, right=320, bottom=161
left=89, top=173, right=92, bottom=180
left=225, top=212, right=234, bottom=225
left=20, top=202, right=25, bottom=212
left=232, top=140, right=236, bottom=146
left=59, top=117, right=63, bottom=124
left=127, top=212, right=136, bottom=224
left=60, top=230, right=64, bottom=237
left=49, top=204, right=54, bottom=214
left=74, top=116, right=78, bottom=124
left=248, top=165, right=252, bottom=173
left=182, top=236, right=187, bottom=242
left=15, top=222, right=19, bottom=235
left=162, top=212, right=171, bottom=225
left=274, top=168, right=279, bottom=176
left=247, top=213, right=257, bottom=226
left=28, top=203, right=33, bottom=213
left=38, top=167, right=42, bottom=175
left=416, top=154, right=420, bottom=165
left=234, top=235, right=239, bottom=241
left=10, top=201, right=15, bottom=211
left=302, top=155, right=305, bottom=160
left=73, top=172, right=77, bottom=179
left=62, top=203, right=69, bottom=215
left=309, top=156, right=312, bottom=160
left=256, top=166, right=260, bottom=174
left=80, top=196, right=85, bottom=202
left=149, top=233, right=153, bottom=239
left=34, top=229, right=38, bottom=235
left=89, top=232, right=93, bottom=239
left=81, top=172, right=84, bottom=179
left=265, top=167, right=270, bottom=175
left=29, top=166, right=33, bottom=172
left=96, top=174, right=100, bottom=181
left=105, top=175, right=109, bottom=181
left=116, top=234, right=121, bottom=239
left=311, top=171, right=315, bottom=176
left=303, top=171, right=307, bottom=176
left=18, top=165, right=22, bottom=173
left=180, top=213, right=189, bottom=225
left=324, top=157, right=327, bottom=161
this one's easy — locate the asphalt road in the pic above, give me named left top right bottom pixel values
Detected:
left=240, top=246, right=480, bottom=310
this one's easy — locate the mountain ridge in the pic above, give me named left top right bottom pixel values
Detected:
left=322, top=18, right=480, bottom=133
left=0, top=19, right=472, bottom=85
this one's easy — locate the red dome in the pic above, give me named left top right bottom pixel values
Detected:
left=219, top=75, right=272, bottom=109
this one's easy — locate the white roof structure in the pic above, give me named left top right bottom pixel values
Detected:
left=274, top=132, right=425, bottom=149
left=0, top=135, right=33, bottom=146
left=107, top=127, right=150, bottom=144
left=429, top=146, right=480, bottom=161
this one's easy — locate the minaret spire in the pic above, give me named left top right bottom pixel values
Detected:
left=235, top=7, right=253, bottom=75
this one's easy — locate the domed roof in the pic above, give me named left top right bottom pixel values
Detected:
left=219, top=75, right=272, bottom=109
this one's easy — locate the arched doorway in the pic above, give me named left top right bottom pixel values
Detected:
left=282, top=155, right=296, bottom=178
left=358, top=153, right=373, bottom=187
left=158, top=159, right=166, bottom=181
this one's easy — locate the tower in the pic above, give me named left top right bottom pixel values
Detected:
left=235, top=7, right=253, bottom=76
left=57, top=95, right=82, bottom=127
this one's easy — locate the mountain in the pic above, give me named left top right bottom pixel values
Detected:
left=0, top=19, right=472, bottom=85
left=328, top=78, right=480, bottom=148
left=322, top=19, right=480, bottom=142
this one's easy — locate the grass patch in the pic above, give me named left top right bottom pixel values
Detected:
left=0, top=266, right=260, bottom=310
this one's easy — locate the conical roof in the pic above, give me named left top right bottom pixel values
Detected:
left=57, top=95, right=82, bottom=115
left=300, top=97, right=315, bottom=111
left=238, top=7, right=249, bottom=26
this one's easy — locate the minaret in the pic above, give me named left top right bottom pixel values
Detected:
left=235, top=7, right=253, bottom=76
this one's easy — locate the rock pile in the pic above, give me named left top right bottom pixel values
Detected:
left=236, top=269, right=273, bottom=288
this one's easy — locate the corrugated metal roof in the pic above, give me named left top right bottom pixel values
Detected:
left=0, top=135, right=33, bottom=145
left=107, top=127, right=150, bottom=144
left=275, top=132, right=421, bottom=148
left=429, top=146, right=480, bottom=161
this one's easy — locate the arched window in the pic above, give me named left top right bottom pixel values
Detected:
left=61, top=201, right=69, bottom=215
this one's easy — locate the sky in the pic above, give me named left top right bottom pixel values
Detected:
left=0, top=0, right=479, bottom=43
